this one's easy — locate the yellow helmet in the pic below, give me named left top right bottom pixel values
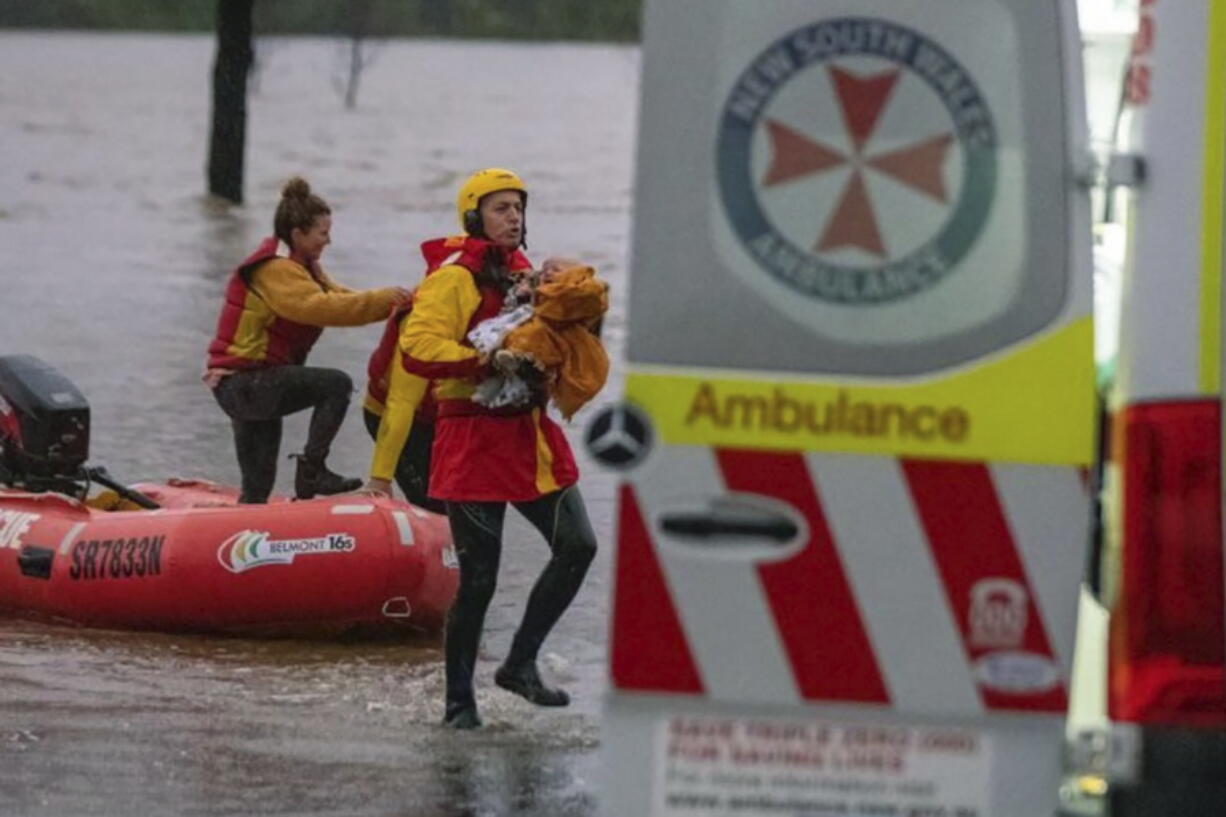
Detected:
left=456, top=167, right=528, bottom=235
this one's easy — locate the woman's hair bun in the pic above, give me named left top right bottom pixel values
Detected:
left=273, top=176, right=330, bottom=244
left=281, top=176, right=312, bottom=200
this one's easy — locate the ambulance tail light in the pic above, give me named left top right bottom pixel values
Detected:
left=1109, top=399, right=1226, bottom=728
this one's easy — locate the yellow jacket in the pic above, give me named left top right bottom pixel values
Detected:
left=250, top=258, right=396, bottom=327
left=401, top=264, right=488, bottom=400
left=366, top=264, right=485, bottom=480
left=208, top=251, right=399, bottom=371
left=365, top=310, right=431, bottom=481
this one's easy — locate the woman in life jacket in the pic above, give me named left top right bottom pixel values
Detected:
left=357, top=233, right=521, bottom=512
left=360, top=173, right=542, bottom=508
left=397, top=167, right=599, bottom=729
left=204, top=177, right=411, bottom=503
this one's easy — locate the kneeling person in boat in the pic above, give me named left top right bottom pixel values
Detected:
left=204, top=177, right=411, bottom=503
left=402, top=168, right=600, bottom=729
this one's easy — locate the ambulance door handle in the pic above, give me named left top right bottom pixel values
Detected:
left=659, top=508, right=798, bottom=543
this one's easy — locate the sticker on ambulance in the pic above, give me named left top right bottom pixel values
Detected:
left=654, top=714, right=990, bottom=817
left=712, top=5, right=1028, bottom=347
left=627, top=0, right=1077, bottom=377
left=973, top=651, right=1060, bottom=695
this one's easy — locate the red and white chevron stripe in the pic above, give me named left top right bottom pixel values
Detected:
left=610, top=447, right=1087, bottom=717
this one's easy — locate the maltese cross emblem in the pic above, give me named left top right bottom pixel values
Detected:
left=717, top=18, right=998, bottom=305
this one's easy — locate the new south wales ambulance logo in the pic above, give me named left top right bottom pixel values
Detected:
left=717, top=17, right=998, bottom=305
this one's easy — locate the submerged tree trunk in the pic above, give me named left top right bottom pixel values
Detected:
left=342, top=0, right=376, bottom=110
left=208, top=0, right=254, bottom=204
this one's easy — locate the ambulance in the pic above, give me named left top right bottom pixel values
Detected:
left=1087, top=0, right=1226, bottom=813
left=593, top=1, right=1098, bottom=816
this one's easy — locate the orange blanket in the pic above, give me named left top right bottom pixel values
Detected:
left=503, top=265, right=610, bottom=419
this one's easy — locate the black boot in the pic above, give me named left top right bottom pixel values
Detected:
left=442, top=700, right=482, bottom=730
left=494, top=662, right=570, bottom=707
left=293, top=455, right=361, bottom=500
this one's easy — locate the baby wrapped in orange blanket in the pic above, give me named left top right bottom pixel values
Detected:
left=470, top=261, right=610, bottom=419
left=498, top=263, right=610, bottom=419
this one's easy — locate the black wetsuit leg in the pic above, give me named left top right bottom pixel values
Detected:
left=443, top=500, right=507, bottom=714
left=229, top=417, right=282, bottom=504
left=361, top=409, right=444, bottom=514
left=214, top=366, right=353, bottom=503
left=504, top=486, right=598, bottom=668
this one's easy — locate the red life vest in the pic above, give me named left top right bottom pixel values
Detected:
left=206, top=236, right=331, bottom=370
left=364, top=236, right=531, bottom=412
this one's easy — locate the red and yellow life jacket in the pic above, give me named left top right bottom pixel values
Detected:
left=365, top=235, right=531, bottom=411
left=210, top=235, right=345, bottom=368
left=394, top=236, right=576, bottom=502
left=206, top=236, right=327, bottom=370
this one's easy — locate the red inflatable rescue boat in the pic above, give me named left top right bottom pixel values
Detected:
left=0, top=355, right=459, bottom=637
left=0, top=479, right=458, bottom=638
left=0, top=355, right=459, bottom=638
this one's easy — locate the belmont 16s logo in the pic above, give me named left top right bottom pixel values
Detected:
left=717, top=17, right=998, bottom=305
left=218, top=529, right=356, bottom=574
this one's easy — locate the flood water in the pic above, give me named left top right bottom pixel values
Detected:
left=0, top=32, right=639, bottom=816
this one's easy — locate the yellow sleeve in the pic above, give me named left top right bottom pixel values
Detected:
left=314, top=267, right=354, bottom=294
left=369, top=316, right=431, bottom=481
left=401, top=265, right=484, bottom=377
left=251, top=258, right=395, bottom=327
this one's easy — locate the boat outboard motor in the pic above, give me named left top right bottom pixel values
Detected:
left=0, top=354, right=90, bottom=485
left=0, top=354, right=157, bottom=507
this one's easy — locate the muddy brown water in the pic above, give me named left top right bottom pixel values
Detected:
left=0, top=32, right=639, bottom=816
